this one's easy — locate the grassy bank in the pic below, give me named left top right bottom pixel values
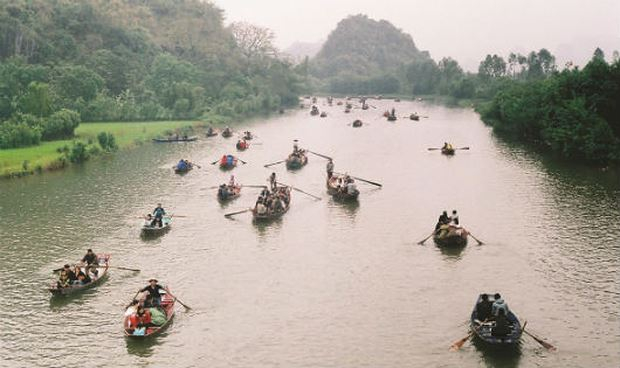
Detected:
left=0, top=120, right=199, bottom=178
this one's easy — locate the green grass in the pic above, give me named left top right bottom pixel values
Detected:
left=0, top=120, right=199, bottom=177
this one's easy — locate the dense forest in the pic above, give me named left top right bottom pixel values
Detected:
left=0, top=0, right=301, bottom=149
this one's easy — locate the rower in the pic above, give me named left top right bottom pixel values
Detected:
left=326, top=159, right=334, bottom=178
left=177, top=159, right=187, bottom=170
left=229, top=175, right=236, bottom=187
left=57, top=264, right=74, bottom=288
left=391, top=107, right=396, bottom=117
left=139, top=279, right=166, bottom=307
left=293, top=143, right=299, bottom=154
left=492, top=293, right=509, bottom=317
left=436, top=211, right=449, bottom=230
left=491, top=309, right=511, bottom=337
left=269, top=172, right=277, bottom=191
left=152, top=203, right=166, bottom=228
left=81, top=249, right=99, bottom=277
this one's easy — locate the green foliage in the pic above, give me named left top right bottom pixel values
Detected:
left=66, top=141, right=90, bottom=163
left=40, top=109, right=81, bottom=140
left=479, top=57, right=620, bottom=162
left=97, top=132, right=118, bottom=152
left=0, top=0, right=301, bottom=143
left=0, top=119, right=41, bottom=148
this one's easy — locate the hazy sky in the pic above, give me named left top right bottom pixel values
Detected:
left=214, top=0, right=620, bottom=70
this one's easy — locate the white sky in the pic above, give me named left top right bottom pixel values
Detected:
left=214, top=0, right=620, bottom=70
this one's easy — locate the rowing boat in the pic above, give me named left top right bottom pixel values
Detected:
left=49, top=254, right=111, bottom=296
left=124, top=290, right=176, bottom=338
left=217, top=184, right=241, bottom=201
left=141, top=216, right=172, bottom=235
left=222, top=129, right=233, bottom=138
left=320, top=112, right=327, bottom=118
left=470, top=294, right=522, bottom=346
left=219, top=155, right=238, bottom=170
left=387, top=115, right=397, bottom=121
left=433, top=227, right=468, bottom=247
left=252, top=186, right=291, bottom=221
left=173, top=163, right=193, bottom=174
left=286, top=152, right=308, bottom=170
left=236, top=141, right=249, bottom=151
left=441, top=147, right=455, bottom=155
left=352, top=119, right=363, bottom=128
left=409, top=114, right=420, bottom=121
left=152, top=136, right=197, bottom=143
left=326, top=175, right=359, bottom=201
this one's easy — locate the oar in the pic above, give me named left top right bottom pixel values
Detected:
left=93, top=265, right=140, bottom=272
left=237, top=158, right=247, bottom=164
left=427, top=148, right=442, bottom=151
left=417, top=232, right=435, bottom=245
left=193, top=163, right=202, bottom=169
left=277, top=182, right=321, bottom=201
left=225, top=208, right=251, bottom=217
left=167, top=290, right=192, bottom=310
left=125, top=290, right=141, bottom=309
left=243, top=185, right=268, bottom=189
left=210, top=159, right=220, bottom=165
left=449, top=331, right=473, bottom=351
left=468, top=232, right=484, bottom=245
left=264, top=159, right=286, bottom=168
left=335, top=173, right=382, bottom=187
left=169, top=214, right=187, bottom=218
left=456, top=147, right=470, bottom=150
left=522, top=324, right=557, bottom=351
left=307, top=150, right=332, bottom=160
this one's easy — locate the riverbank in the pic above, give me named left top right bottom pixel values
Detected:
left=0, top=120, right=200, bottom=179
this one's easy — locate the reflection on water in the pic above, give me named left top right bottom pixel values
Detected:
left=0, top=99, right=618, bottom=367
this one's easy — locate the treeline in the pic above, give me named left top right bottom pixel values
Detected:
left=0, top=0, right=301, bottom=149
left=478, top=50, right=620, bottom=162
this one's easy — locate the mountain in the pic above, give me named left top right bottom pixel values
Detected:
left=311, top=14, right=429, bottom=79
left=283, top=41, right=323, bottom=62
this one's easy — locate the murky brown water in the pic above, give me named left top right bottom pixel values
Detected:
left=0, top=99, right=619, bottom=367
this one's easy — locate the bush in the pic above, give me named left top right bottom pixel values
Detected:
left=67, top=141, right=90, bottom=163
left=40, top=109, right=81, bottom=140
left=97, top=132, right=118, bottom=152
left=0, top=121, right=42, bottom=148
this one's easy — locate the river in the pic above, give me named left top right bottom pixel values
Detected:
left=0, top=99, right=618, bottom=368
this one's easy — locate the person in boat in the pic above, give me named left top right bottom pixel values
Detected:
left=269, top=172, right=277, bottom=190
left=125, top=299, right=139, bottom=318
left=491, top=309, right=511, bottom=337
left=255, top=197, right=268, bottom=215
left=144, top=214, right=153, bottom=227
left=207, top=127, right=214, bottom=135
left=128, top=305, right=153, bottom=333
left=72, top=265, right=86, bottom=285
left=326, top=159, right=334, bottom=179
left=450, top=210, right=459, bottom=225
left=229, top=175, right=236, bottom=187
left=345, top=177, right=357, bottom=195
left=475, top=293, right=494, bottom=322
left=81, top=249, right=99, bottom=277
left=139, top=279, right=166, bottom=307
left=435, top=211, right=450, bottom=231
left=391, top=108, right=396, bottom=117
left=492, top=293, right=509, bottom=317
left=57, top=264, right=75, bottom=288
left=218, top=184, right=228, bottom=198
left=293, top=143, right=299, bottom=155
left=152, top=203, right=166, bottom=227
left=176, top=159, right=187, bottom=171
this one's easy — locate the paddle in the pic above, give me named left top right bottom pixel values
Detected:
left=468, top=232, right=484, bottom=245
left=237, top=158, right=247, bottom=164
left=307, top=150, right=332, bottom=160
left=456, top=147, right=470, bottom=150
left=427, top=148, right=442, bottom=151
left=166, top=290, right=192, bottom=310
left=210, top=159, right=220, bottom=165
left=91, top=265, right=140, bottom=272
left=169, top=214, right=187, bottom=218
left=335, top=173, right=382, bottom=187
left=243, top=185, right=268, bottom=189
left=277, top=182, right=321, bottom=201
left=125, top=290, right=141, bottom=309
left=522, top=323, right=557, bottom=351
left=264, top=159, right=286, bottom=168
left=224, top=208, right=251, bottom=217
left=417, top=232, right=435, bottom=245
left=449, top=331, right=473, bottom=351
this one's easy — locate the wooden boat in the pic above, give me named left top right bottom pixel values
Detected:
left=242, top=132, right=253, bottom=140
left=310, top=106, right=320, bottom=116
left=344, top=108, right=351, bottom=113
left=362, top=104, right=369, bottom=110
left=49, top=254, right=111, bottom=296
left=387, top=115, right=397, bottom=121
left=326, top=175, right=359, bottom=201
left=217, top=184, right=241, bottom=201
left=206, top=129, right=218, bottom=137
left=252, top=186, right=291, bottom=221
left=470, top=294, right=522, bottom=346
left=352, top=119, right=363, bottom=128
left=394, top=98, right=401, bottom=102
left=320, top=112, right=327, bottom=118
left=441, top=147, right=456, bottom=155
left=222, top=129, right=233, bottom=138
left=345, top=103, right=353, bottom=109
left=124, top=290, right=176, bottom=338
left=286, top=151, right=308, bottom=170
left=336, top=101, right=343, bottom=106
left=433, top=227, right=468, bottom=247
left=142, top=216, right=172, bottom=235
left=236, top=141, right=249, bottom=151
left=152, top=136, right=197, bottom=143
left=409, top=114, right=420, bottom=121
left=219, top=155, right=238, bottom=170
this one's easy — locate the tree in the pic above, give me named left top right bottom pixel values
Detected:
left=230, top=21, right=276, bottom=62
left=479, top=54, right=507, bottom=79
left=593, top=47, right=605, bottom=61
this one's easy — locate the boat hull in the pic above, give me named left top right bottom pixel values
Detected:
left=49, top=254, right=111, bottom=296
left=470, top=294, right=522, bottom=346
left=124, top=291, right=176, bottom=338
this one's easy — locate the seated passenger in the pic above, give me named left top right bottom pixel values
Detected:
left=475, top=293, right=493, bottom=322
left=492, top=293, right=509, bottom=317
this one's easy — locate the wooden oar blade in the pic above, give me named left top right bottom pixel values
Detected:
left=449, top=332, right=472, bottom=351
left=224, top=209, right=250, bottom=217
left=524, top=330, right=557, bottom=351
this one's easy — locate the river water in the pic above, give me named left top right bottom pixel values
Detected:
left=0, top=99, right=618, bottom=368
